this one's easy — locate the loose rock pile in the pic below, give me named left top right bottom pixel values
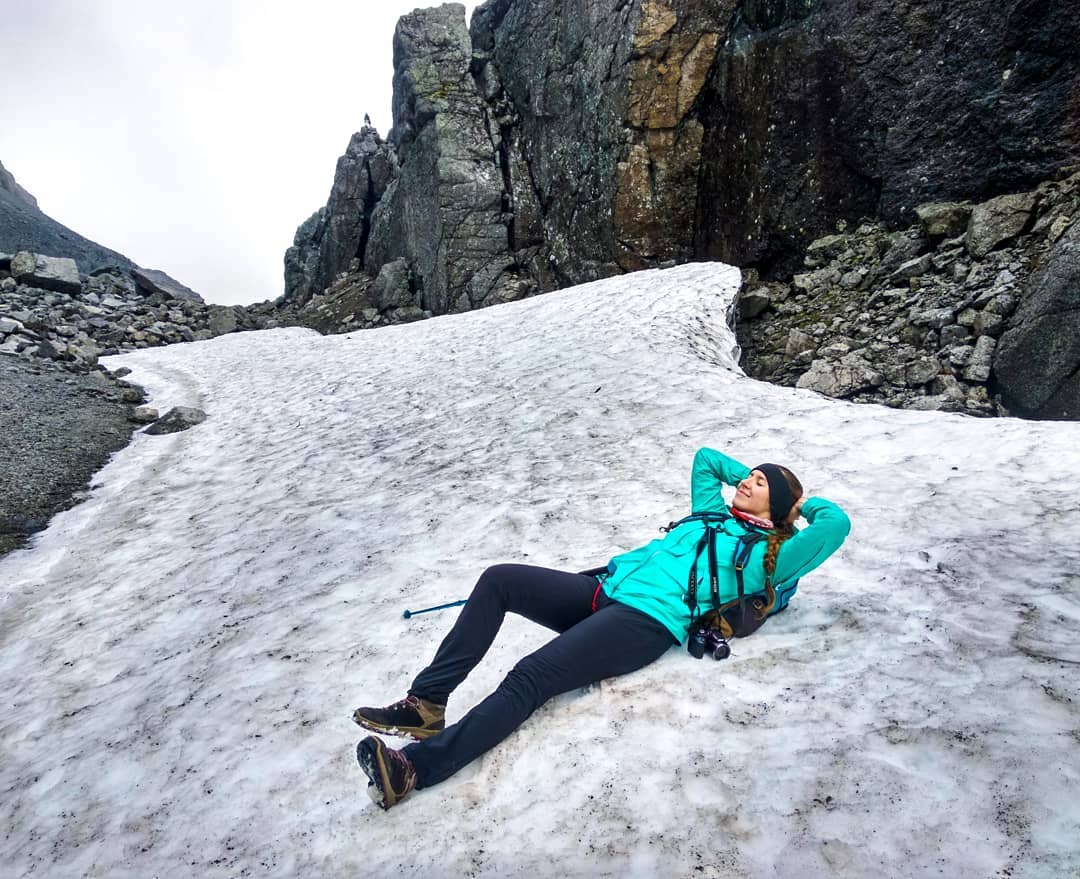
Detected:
left=736, top=170, right=1079, bottom=416
left=280, top=256, right=432, bottom=335
left=0, top=250, right=278, bottom=374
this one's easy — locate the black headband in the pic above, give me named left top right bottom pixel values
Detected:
left=754, top=463, right=795, bottom=524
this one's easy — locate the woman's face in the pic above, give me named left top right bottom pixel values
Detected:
left=733, top=469, right=771, bottom=519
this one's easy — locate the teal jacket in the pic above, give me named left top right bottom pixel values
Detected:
left=601, top=448, right=851, bottom=642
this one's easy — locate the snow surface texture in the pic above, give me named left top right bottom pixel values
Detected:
left=2, top=263, right=1079, bottom=878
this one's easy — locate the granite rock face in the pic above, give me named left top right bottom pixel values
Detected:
left=994, top=219, right=1080, bottom=419
left=283, top=209, right=326, bottom=306
left=366, top=4, right=523, bottom=314
left=469, top=0, right=639, bottom=284
left=282, top=126, right=396, bottom=306
left=287, top=1, right=1079, bottom=314
left=467, top=0, right=730, bottom=282
left=696, top=0, right=1080, bottom=276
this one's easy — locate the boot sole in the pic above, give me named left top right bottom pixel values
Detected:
left=352, top=710, right=443, bottom=741
left=356, top=737, right=395, bottom=810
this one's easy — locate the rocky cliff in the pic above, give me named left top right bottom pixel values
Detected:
left=283, top=0, right=1079, bottom=414
left=287, top=0, right=1077, bottom=301
left=696, top=0, right=1079, bottom=274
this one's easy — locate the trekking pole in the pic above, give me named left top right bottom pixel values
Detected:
left=402, top=599, right=467, bottom=619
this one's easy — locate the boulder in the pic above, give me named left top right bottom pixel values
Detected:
left=839, top=268, right=867, bottom=289
left=915, top=202, right=972, bottom=238
left=143, top=406, right=207, bottom=435
left=905, top=356, right=941, bottom=386
left=0, top=335, right=27, bottom=354
left=785, top=328, right=817, bottom=358
left=875, top=234, right=929, bottom=278
left=906, top=394, right=953, bottom=412
left=909, top=306, right=955, bottom=329
left=993, top=221, right=1080, bottom=418
left=931, top=374, right=969, bottom=402
left=1049, top=216, right=1073, bottom=241
left=737, top=286, right=772, bottom=320
left=34, top=339, right=63, bottom=360
left=804, top=234, right=848, bottom=264
left=947, top=344, right=973, bottom=367
left=965, top=191, right=1038, bottom=258
left=963, top=336, right=996, bottom=382
left=370, top=259, right=414, bottom=311
left=797, top=354, right=884, bottom=397
left=67, top=340, right=100, bottom=367
left=890, top=254, right=933, bottom=280
left=100, top=294, right=129, bottom=309
left=207, top=306, right=239, bottom=336
left=818, top=340, right=854, bottom=358
left=9, top=251, right=82, bottom=295
left=973, top=310, right=1005, bottom=337
left=388, top=305, right=426, bottom=323
left=130, top=406, right=160, bottom=424
left=792, top=267, right=840, bottom=295
left=131, top=267, right=204, bottom=303
left=984, top=292, right=1018, bottom=315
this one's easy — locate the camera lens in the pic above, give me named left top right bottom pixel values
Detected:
left=711, top=640, right=731, bottom=660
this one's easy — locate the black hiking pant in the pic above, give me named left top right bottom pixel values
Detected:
left=403, top=563, right=677, bottom=789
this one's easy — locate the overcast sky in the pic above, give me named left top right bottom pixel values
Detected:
left=1, top=1, right=480, bottom=305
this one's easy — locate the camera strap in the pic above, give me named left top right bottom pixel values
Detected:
left=683, top=515, right=770, bottom=624
left=685, top=526, right=712, bottom=626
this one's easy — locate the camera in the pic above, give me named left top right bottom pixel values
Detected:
left=687, top=627, right=730, bottom=660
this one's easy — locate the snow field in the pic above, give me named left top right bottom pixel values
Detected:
left=1, top=263, right=1078, bottom=878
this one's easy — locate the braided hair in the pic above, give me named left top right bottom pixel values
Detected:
left=762, top=465, right=803, bottom=589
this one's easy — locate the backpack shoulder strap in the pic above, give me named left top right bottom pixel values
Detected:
left=733, top=530, right=778, bottom=617
left=663, top=509, right=732, bottom=533
left=733, top=529, right=766, bottom=571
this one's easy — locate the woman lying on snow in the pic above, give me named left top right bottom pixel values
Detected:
left=353, top=447, right=851, bottom=809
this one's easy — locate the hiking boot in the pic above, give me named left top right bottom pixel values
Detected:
left=352, top=694, right=445, bottom=740
left=357, top=736, right=417, bottom=810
